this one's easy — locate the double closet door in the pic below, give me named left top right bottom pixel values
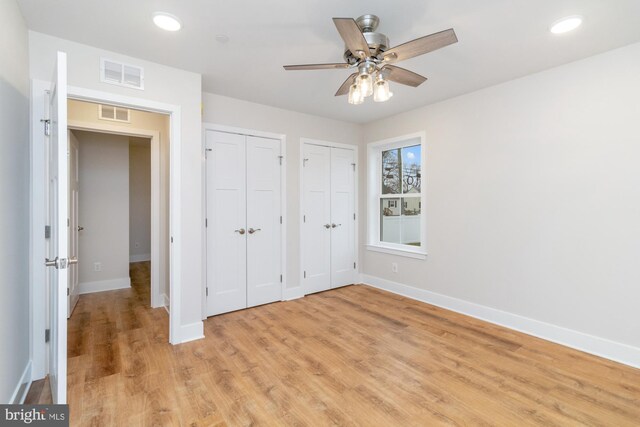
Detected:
left=303, top=143, right=357, bottom=294
left=206, top=130, right=282, bottom=316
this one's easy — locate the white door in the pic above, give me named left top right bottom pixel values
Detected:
left=68, top=132, right=80, bottom=317
left=206, top=131, right=247, bottom=316
left=302, top=144, right=332, bottom=294
left=46, top=52, right=68, bottom=404
left=330, top=147, right=357, bottom=288
left=246, top=136, right=282, bottom=307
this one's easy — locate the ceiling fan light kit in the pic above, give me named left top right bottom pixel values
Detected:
left=284, top=14, right=458, bottom=105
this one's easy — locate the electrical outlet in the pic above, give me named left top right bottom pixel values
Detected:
left=391, top=262, right=398, bottom=273
left=94, top=262, right=102, bottom=272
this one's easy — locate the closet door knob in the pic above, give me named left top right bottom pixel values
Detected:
left=235, top=228, right=246, bottom=235
left=324, top=224, right=331, bottom=229
left=331, top=223, right=341, bottom=228
left=248, top=228, right=261, bottom=234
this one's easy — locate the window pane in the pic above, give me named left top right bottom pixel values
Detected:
left=400, top=197, right=421, bottom=246
left=401, top=145, right=421, bottom=194
left=380, top=198, right=400, bottom=244
left=382, top=148, right=401, bottom=194
left=380, top=197, right=421, bottom=246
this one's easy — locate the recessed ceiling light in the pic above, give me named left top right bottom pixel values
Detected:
left=153, top=12, right=182, bottom=32
left=550, top=15, right=583, bottom=34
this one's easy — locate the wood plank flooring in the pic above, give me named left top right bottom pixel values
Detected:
left=62, top=261, right=640, bottom=426
left=24, top=376, right=51, bottom=404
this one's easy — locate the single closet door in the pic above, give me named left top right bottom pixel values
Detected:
left=330, top=147, right=357, bottom=288
left=246, top=136, right=282, bottom=307
left=302, top=143, right=332, bottom=294
left=206, top=130, right=247, bottom=315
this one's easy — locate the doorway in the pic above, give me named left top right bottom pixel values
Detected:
left=30, top=66, right=184, bottom=403
left=66, top=99, right=169, bottom=314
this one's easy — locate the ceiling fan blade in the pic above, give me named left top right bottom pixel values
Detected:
left=381, top=65, right=427, bottom=87
left=335, top=73, right=358, bottom=96
left=283, top=63, right=350, bottom=71
left=333, top=18, right=370, bottom=59
left=381, top=28, right=458, bottom=63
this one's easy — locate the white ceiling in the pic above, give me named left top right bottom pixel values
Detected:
left=17, top=0, right=640, bottom=123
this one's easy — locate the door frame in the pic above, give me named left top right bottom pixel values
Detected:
left=201, top=123, right=287, bottom=319
left=30, top=80, right=183, bottom=380
left=299, top=138, right=359, bottom=298
left=66, top=119, right=163, bottom=310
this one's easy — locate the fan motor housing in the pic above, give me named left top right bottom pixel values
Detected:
left=343, top=14, right=389, bottom=64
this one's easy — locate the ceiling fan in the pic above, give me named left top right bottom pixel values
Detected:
left=283, top=15, right=458, bottom=104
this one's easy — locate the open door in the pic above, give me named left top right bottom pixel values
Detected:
left=45, top=51, right=69, bottom=404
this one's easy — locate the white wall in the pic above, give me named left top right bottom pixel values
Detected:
left=129, top=139, right=151, bottom=262
left=76, top=130, right=130, bottom=289
left=0, top=0, right=30, bottom=403
left=201, top=93, right=362, bottom=296
left=361, top=41, right=640, bottom=352
left=29, top=31, right=202, bottom=339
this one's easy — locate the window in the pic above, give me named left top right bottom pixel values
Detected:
left=368, top=133, right=426, bottom=258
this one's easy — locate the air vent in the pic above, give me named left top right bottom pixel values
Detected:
left=99, top=104, right=131, bottom=123
left=100, top=58, right=144, bottom=90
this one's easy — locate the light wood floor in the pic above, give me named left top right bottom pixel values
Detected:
left=60, top=262, right=640, bottom=426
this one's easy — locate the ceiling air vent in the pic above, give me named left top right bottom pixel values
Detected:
left=100, top=58, right=144, bottom=90
left=98, top=104, right=131, bottom=123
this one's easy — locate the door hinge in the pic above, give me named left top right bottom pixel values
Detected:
left=45, top=329, right=50, bottom=343
left=278, top=155, right=284, bottom=165
left=45, top=225, right=51, bottom=239
left=280, top=216, right=282, bottom=224
left=303, top=158, right=309, bottom=167
left=67, top=288, right=70, bottom=296
left=171, top=237, right=174, bottom=243
left=353, top=213, right=356, bottom=220
left=67, top=218, right=70, bottom=227
left=41, top=119, right=51, bottom=136
left=354, top=262, right=357, bottom=269
left=206, top=287, right=208, bottom=297
left=205, top=218, right=208, bottom=228
left=303, top=271, right=306, bottom=279
left=303, top=215, right=306, bottom=223
left=351, top=163, right=356, bottom=171
left=280, top=274, right=283, bottom=283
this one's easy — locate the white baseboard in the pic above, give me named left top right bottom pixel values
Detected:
left=162, top=293, right=170, bottom=314
left=175, top=321, right=204, bottom=344
left=79, top=277, right=131, bottom=294
left=10, top=360, right=32, bottom=404
left=361, top=274, right=640, bottom=369
left=283, top=286, right=305, bottom=301
left=129, top=253, right=151, bottom=263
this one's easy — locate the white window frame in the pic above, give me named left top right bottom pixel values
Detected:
left=367, top=132, right=427, bottom=259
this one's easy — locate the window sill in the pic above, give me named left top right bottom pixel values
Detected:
left=366, top=244, right=427, bottom=260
